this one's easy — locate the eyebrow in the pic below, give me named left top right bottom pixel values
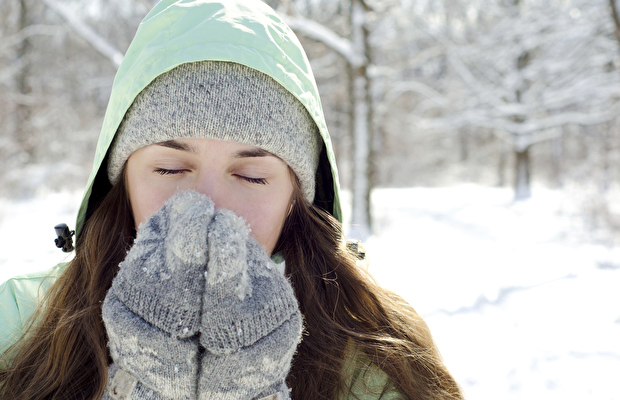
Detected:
left=155, top=140, right=196, bottom=153
left=234, top=148, right=273, bottom=158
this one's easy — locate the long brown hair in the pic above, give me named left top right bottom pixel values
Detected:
left=0, top=171, right=134, bottom=400
left=276, top=178, right=463, bottom=400
left=0, top=170, right=462, bottom=400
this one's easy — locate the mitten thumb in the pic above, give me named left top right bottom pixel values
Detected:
left=200, top=209, right=301, bottom=354
left=111, top=190, right=215, bottom=337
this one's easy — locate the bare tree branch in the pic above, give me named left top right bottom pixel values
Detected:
left=280, top=14, right=365, bottom=68
left=418, top=108, right=616, bottom=136
left=0, top=24, right=65, bottom=52
left=41, top=0, right=123, bottom=67
left=0, top=59, right=24, bottom=83
left=609, top=0, right=620, bottom=50
left=375, top=80, right=449, bottom=127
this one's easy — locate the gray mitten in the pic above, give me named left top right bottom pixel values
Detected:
left=198, top=209, right=303, bottom=400
left=102, top=191, right=215, bottom=400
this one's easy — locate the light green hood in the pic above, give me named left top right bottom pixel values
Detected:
left=76, top=0, right=342, bottom=236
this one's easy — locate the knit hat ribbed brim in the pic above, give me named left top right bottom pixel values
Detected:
left=107, top=61, right=321, bottom=203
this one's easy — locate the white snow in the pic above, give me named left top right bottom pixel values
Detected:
left=0, top=190, right=79, bottom=284
left=1, top=185, right=619, bottom=399
left=346, top=185, right=620, bottom=399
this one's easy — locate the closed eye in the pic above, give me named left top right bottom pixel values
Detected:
left=235, top=175, right=268, bottom=185
left=154, top=168, right=186, bottom=175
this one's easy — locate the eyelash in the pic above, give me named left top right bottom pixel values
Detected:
left=154, top=169, right=267, bottom=185
left=154, top=168, right=184, bottom=175
left=235, top=175, right=268, bottom=185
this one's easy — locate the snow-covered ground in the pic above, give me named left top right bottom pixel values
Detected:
left=1, top=185, right=619, bottom=399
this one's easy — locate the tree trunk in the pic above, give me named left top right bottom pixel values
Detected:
left=514, top=146, right=531, bottom=200
left=496, top=133, right=507, bottom=187
left=15, top=0, right=34, bottom=159
left=609, top=0, right=620, bottom=50
left=348, top=0, right=372, bottom=240
left=459, top=127, right=469, bottom=162
left=600, top=124, right=611, bottom=194
left=551, top=131, right=564, bottom=189
left=281, top=1, right=374, bottom=239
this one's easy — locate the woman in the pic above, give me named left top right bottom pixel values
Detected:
left=0, top=0, right=463, bottom=399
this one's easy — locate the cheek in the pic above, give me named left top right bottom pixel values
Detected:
left=127, top=174, right=175, bottom=228
left=235, top=196, right=290, bottom=254
left=132, top=195, right=163, bottom=227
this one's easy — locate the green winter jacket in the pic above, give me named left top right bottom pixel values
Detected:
left=0, top=0, right=404, bottom=398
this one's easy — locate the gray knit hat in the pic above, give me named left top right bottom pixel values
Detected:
left=107, top=61, right=321, bottom=202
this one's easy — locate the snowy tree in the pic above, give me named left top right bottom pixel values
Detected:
left=280, top=0, right=375, bottom=239
left=4, top=0, right=620, bottom=239
left=407, top=0, right=620, bottom=199
left=0, top=0, right=148, bottom=197
left=41, top=0, right=124, bottom=67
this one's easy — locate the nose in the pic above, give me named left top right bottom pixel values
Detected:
left=192, top=170, right=228, bottom=210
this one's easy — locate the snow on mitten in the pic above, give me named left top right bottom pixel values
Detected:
left=198, top=209, right=303, bottom=400
left=102, top=191, right=215, bottom=400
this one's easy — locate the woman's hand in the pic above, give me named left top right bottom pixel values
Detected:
left=102, top=191, right=214, bottom=400
left=198, top=208, right=302, bottom=400
left=101, top=191, right=302, bottom=400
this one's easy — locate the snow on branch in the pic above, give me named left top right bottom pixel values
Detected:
left=41, top=0, right=123, bottom=68
left=0, top=24, right=65, bottom=52
left=376, top=80, right=449, bottom=123
left=446, top=50, right=506, bottom=106
left=385, top=81, right=449, bottom=107
left=511, top=110, right=617, bottom=135
left=414, top=107, right=616, bottom=140
left=280, top=14, right=365, bottom=68
left=442, top=109, right=615, bottom=136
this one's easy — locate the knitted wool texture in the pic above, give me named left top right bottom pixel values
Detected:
left=102, top=191, right=302, bottom=400
left=107, top=61, right=321, bottom=203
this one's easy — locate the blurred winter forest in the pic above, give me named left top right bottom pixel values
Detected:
left=2, top=0, right=620, bottom=242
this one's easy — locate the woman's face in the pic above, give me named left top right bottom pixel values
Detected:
left=125, top=138, right=294, bottom=255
